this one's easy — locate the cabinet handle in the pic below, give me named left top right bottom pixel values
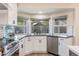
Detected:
left=39, top=40, right=42, bottom=43
left=27, top=39, right=31, bottom=41
left=21, top=44, right=23, bottom=48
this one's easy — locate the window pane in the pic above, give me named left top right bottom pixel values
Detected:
left=55, top=16, right=67, bottom=25
left=54, top=26, right=59, bottom=33
left=60, top=26, right=67, bottom=33
left=15, top=26, right=25, bottom=34
left=31, top=19, right=49, bottom=34
left=17, top=17, right=27, bottom=34
left=17, top=17, right=25, bottom=26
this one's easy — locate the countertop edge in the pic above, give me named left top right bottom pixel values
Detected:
left=19, top=35, right=73, bottom=40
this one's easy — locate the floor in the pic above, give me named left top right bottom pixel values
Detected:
left=12, top=50, right=19, bottom=56
left=12, top=50, right=54, bottom=56
left=26, top=53, right=54, bottom=56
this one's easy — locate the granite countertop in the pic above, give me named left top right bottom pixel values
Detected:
left=16, top=34, right=73, bottom=37
left=18, top=35, right=48, bottom=40
left=16, top=34, right=73, bottom=40
left=68, top=46, right=79, bottom=56
left=48, top=35, right=73, bottom=38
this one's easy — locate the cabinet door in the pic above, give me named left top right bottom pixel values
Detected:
left=28, top=37, right=34, bottom=51
left=19, top=38, right=25, bottom=56
left=63, top=37, right=72, bottom=45
left=19, top=37, right=33, bottom=56
left=24, top=37, right=32, bottom=54
left=39, top=36, right=47, bottom=53
left=58, top=38, right=72, bottom=56
left=33, top=36, right=40, bottom=52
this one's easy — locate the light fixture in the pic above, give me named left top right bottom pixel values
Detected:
left=38, top=11, right=43, bottom=14
left=40, top=21, right=44, bottom=23
left=32, top=15, right=50, bottom=19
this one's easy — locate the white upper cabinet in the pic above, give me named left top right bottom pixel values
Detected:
left=8, top=3, right=17, bottom=25
left=58, top=37, right=73, bottom=56
left=0, top=3, right=17, bottom=25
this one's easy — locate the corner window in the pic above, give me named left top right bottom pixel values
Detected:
left=31, top=19, right=49, bottom=35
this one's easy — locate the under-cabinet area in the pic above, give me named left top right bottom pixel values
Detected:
left=19, top=35, right=73, bottom=56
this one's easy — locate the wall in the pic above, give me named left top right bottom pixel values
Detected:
left=51, top=10, right=74, bottom=26
left=0, top=10, right=8, bottom=25
left=74, top=8, right=79, bottom=45
left=18, top=3, right=76, bottom=9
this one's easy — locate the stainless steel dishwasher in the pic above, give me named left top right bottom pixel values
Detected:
left=47, top=36, right=58, bottom=55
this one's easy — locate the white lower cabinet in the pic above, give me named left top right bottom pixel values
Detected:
left=58, top=37, right=72, bottom=56
left=33, top=36, right=47, bottom=53
left=39, top=37, right=47, bottom=53
left=19, top=36, right=47, bottom=56
left=19, top=38, right=26, bottom=56
left=33, top=37, right=40, bottom=52
left=24, top=37, right=33, bottom=55
left=19, top=37, right=33, bottom=56
left=19, top=36, right=72, bottom=56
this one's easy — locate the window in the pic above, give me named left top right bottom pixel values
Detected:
left=31, top=19, right=49, bottom=35
left=53, top=16, right=68, bottom=35
left=60, top=26, right=67, bottom=33
left=17, top=17, right=25, bottom=26
left=54, top=26, right=59, bottom=33
left=15, top=26, right=25, bottom=34
left=17, top=16, right=27, bottom=34
left=54, top=16, right=67, bottom=25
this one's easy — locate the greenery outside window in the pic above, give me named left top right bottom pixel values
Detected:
left=16, top=16, right=26, bottom=34
left=31, top=19, right=49, bottom=35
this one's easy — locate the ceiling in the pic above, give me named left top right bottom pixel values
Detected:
left=18, top=8, right=73, bottom=15
left=18, top=3, right=74, bottom=15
